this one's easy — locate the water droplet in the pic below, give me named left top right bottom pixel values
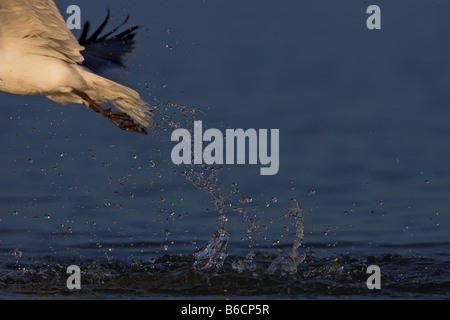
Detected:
left=28, top=158, right=33, bottom=164
left=13, top=248, right=23, bottom=258
left=308, top=188, right=316, bottom=196
left=149, top=159, right=156, bottom=167
left=271, top=196, right=278, bottom=203
left=12, top=210, right=19, bottom=216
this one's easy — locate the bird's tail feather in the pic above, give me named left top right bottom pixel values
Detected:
left=85, top=72, right=153, bottom=128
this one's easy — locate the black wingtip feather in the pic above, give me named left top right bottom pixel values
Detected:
left=79, top=9, right=139, bottom=46
left=77, top=10, right=140, bottom=82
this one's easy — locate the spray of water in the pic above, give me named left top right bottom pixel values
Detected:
left=151, top=100, right=304, bottom=274
left=266, top=198, right=305, bottom=276
left=182, top=167, right=230, bottom=271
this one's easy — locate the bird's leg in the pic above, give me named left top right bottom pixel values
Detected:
left=71, top=88, right=148, bottom=134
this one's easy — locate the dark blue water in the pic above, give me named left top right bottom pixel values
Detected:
left=0, top=0, right=449, bottom=299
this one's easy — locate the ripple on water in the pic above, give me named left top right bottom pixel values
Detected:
left=1, top=250, right=449, bottom=299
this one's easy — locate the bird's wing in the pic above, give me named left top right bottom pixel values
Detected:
left=0, top=0, right=84, bottom=64
left=78, top=10, right=140, bottom=82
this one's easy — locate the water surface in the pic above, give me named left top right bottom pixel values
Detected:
left=0, top=0, right=449, bottom=299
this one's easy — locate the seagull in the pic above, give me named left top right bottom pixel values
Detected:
left=0, top=0, right=153, bottom=134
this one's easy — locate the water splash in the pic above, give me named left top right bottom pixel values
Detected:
left=147, top=99, right=232, bottom=271
left=231, top=250, right=256, bottom=273
left=150, top=101, right=301, bottom=273
left=266, top=198, right=305, bottom=276
left=231, top=196, right=258, bottom=273
left=193, top=229, right=229, bottom=271
left=182, top=167, right=230, bottom=271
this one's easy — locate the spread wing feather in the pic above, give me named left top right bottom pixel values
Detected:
left=0, top=0, right=84, bottom=64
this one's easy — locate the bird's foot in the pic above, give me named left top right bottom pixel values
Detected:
left=72, top=89, right=148, bottom=134
left=105, top=109, right=148, bottom=134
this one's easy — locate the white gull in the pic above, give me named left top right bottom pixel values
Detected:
left=0, top=0, right=153, bottom=134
